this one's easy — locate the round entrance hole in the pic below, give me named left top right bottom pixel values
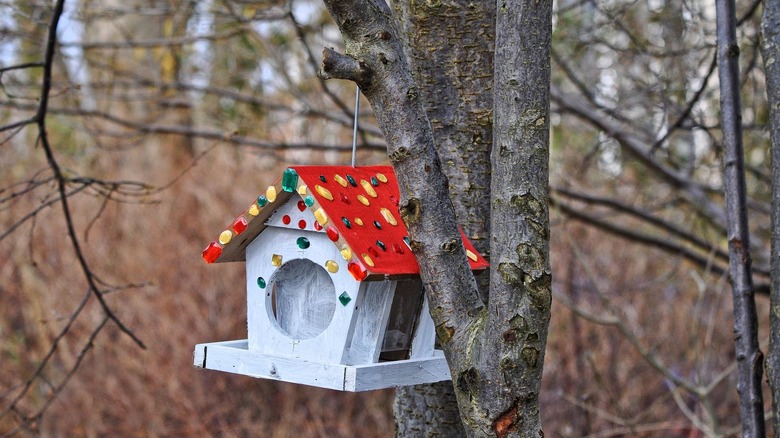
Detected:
left=267, top=258, right=336, bottom=340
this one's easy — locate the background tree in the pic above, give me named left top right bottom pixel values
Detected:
left=1, top=0, right=778, bottom=435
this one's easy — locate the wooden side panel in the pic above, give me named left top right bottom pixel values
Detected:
left=343, top=281, right=396, bottom=365
left=409, top=294, right=436, bottom=359
left=345, top=350, right=451, bottom=391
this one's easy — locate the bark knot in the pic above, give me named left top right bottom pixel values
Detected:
left=493, top=401, right=519, bottom=438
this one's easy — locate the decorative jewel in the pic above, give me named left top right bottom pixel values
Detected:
left=388, top=195, right=399, bottom=206
left=361, top=253, right=375, bottom=267
left=202, top=241, right=222, bottom=263
left=218, top=230, right=232, bottom=245
left=342, top=217, right=352, bottom=229
left=297, top=185, right=307, bottom=195
left=354, top=218, right=364, bottom=226
left=319, top=175, right=327, bottom=183
left=376, top=173, right=387, bottom=183
left=393, top=243, right=404, bottom=254
left=266, top=186, right=277, bottom=202
left=370, top=177, right=379, bottom=186
left=466, top=249, right=478, bottom=262
left=296, top=237, right=310, bottom=249
left=380, top=208, right=398, bottom=226
left=233, top=216, right=248, bottom=234
left=313, top=221, right=323, bottom=231
left=348, top=261, right=367, bottom=280
left=315, top=185, right=333, bottom=201
left=376, top=240, right=386, bottom=251
left=257, top=277, right=266, bottom=288
left=314, top=208, right=328, bottom=225
left=248, top=204, right=260, bottom=216
left=340, top=245, right=353, bottom=260
left=360, top=180, right=378, bottom=197
left=334, top=174, right=348, bottom=187
left=346, top=174, right=357, bottom=187
left=373, top=221, right=382, bottom=230
left=403, top=236, right=411, bottom=246
left=298, top=219, right=307, bottom=229
left=271, top=254, right=283, bottom=266
left=297, top=200, right=306, bottom=211
left=257, top=195, right=268, bottom=207
left=304, top=196, right=315, bottom=207
left=338, top=292, right=352, bottom=306
left=339, top=193, right=350, bottom=204
left=325, top=260, right=339, bottom=273
left=357, top=195, right=370, bottom=206
left=282, top=215, right=291, bottom=225
left=281, top=168, right=299, bottom=192
left=367, top=247, right=379, bottom=258
left=326, top=226, right=339, bottom=241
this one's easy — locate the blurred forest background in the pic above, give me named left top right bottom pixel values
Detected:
left=0, top=0, right=775, bottom=436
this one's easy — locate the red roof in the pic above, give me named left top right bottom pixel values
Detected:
left=202, top=165, right=489, bottom=280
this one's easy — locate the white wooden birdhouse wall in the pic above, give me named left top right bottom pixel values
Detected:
left=194, top=165, right=488, bottom=391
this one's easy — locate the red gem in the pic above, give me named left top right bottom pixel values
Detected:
left=393, top=243, right=404, bottom=254
left=389, top=195, right=399, bottom=206
left=348, top=261, right=367, bottom=281
left=368, top=247, right=379, bottom=258
left=340, top=193, right=351, bottom=204
left=202, top=241, right=222, bottom=263
left=297, top=200, right=306, bottom=212
left=232, top=217, right=248, bottom=234
left=282, top=215, right=291, bottom=225
left=326, top=226, right=339, bottom=241
left=313, top=221, right=323, bottom=231
left=298, top=219, right=306, bottom=229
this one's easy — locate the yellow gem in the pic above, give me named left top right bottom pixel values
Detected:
left=297, top=185, right=307, bottom=195
left=248, top=204, right=260, bottom=216
left=376, top=173, right=387, bottom=183
left=362, top=254, right=375, bottom=267
left=271, top=254, right=283, bottom=267
left=314, top=208, right=328, bottom=226
left=218, top=230, right=232, bottom=245
left=360, top=180, right=378, bottom=197
left=379, top=208, right=398, bottom=226
left=466, top=249, right=478, bottom=262
left=354, top=218, right=364, bottom=226
left=325, top=260, right=339, bottom=273
left=357, top=195, right=370, bottom=206
left=266, top=186, right=277, bottom=203
left=315, top=184, right=334, bottom=201
left=340, top=245, right=353, bottom=260
left=333, top=174, right=348, bottom=187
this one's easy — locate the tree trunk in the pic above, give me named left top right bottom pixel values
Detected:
left=391, top=2, right=494, bottom=434
left=762, top=0, right=780, bottom=435
left=716, top=0, right=765, bottom=434
left=319, top=0, right=552, bottom=435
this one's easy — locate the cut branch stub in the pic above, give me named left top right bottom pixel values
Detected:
left=319, top=47, right=372, bottom=88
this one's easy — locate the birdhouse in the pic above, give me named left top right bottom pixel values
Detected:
left=193, top=165, right=488, bottom=391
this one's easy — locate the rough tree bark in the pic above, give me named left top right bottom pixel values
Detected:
left=715, top=0, right=765, bottom=434
left=319, top=0, right=552, bottom=435
left=391, top=2, right=494, bottom=435
left=762, top=0, right=780, bottom=435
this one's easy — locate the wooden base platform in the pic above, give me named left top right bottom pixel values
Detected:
left=193, top=340, right=451, bottom=392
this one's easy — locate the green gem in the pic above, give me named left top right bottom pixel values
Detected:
left=281, top=168, right=299, bottom=192
left=373, top=221, right=382, bottom=229
left=342, top=217, right=352, bottom=229
left=304, top=196, right=314, bottom=207
left=370, top=177, right=379, bottom=187
left=319, top=175, right=327, bottom=183
left=257, top=277, right=266, bottom=288
left=403, top=236, right=411, bottom=247
left=257, top=196, right=268, bottom=207
left=376, top=240, right=386, bottom=251
left=346, top=175, right=357, bottom=187
left=296, top=237, right=310, bottom=249
left=339, top=292, right=352, bottom=306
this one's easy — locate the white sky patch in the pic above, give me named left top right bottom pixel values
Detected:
left=58, top=0, right=95, bottom=110
left=184, top=0, right=214, bottom=95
